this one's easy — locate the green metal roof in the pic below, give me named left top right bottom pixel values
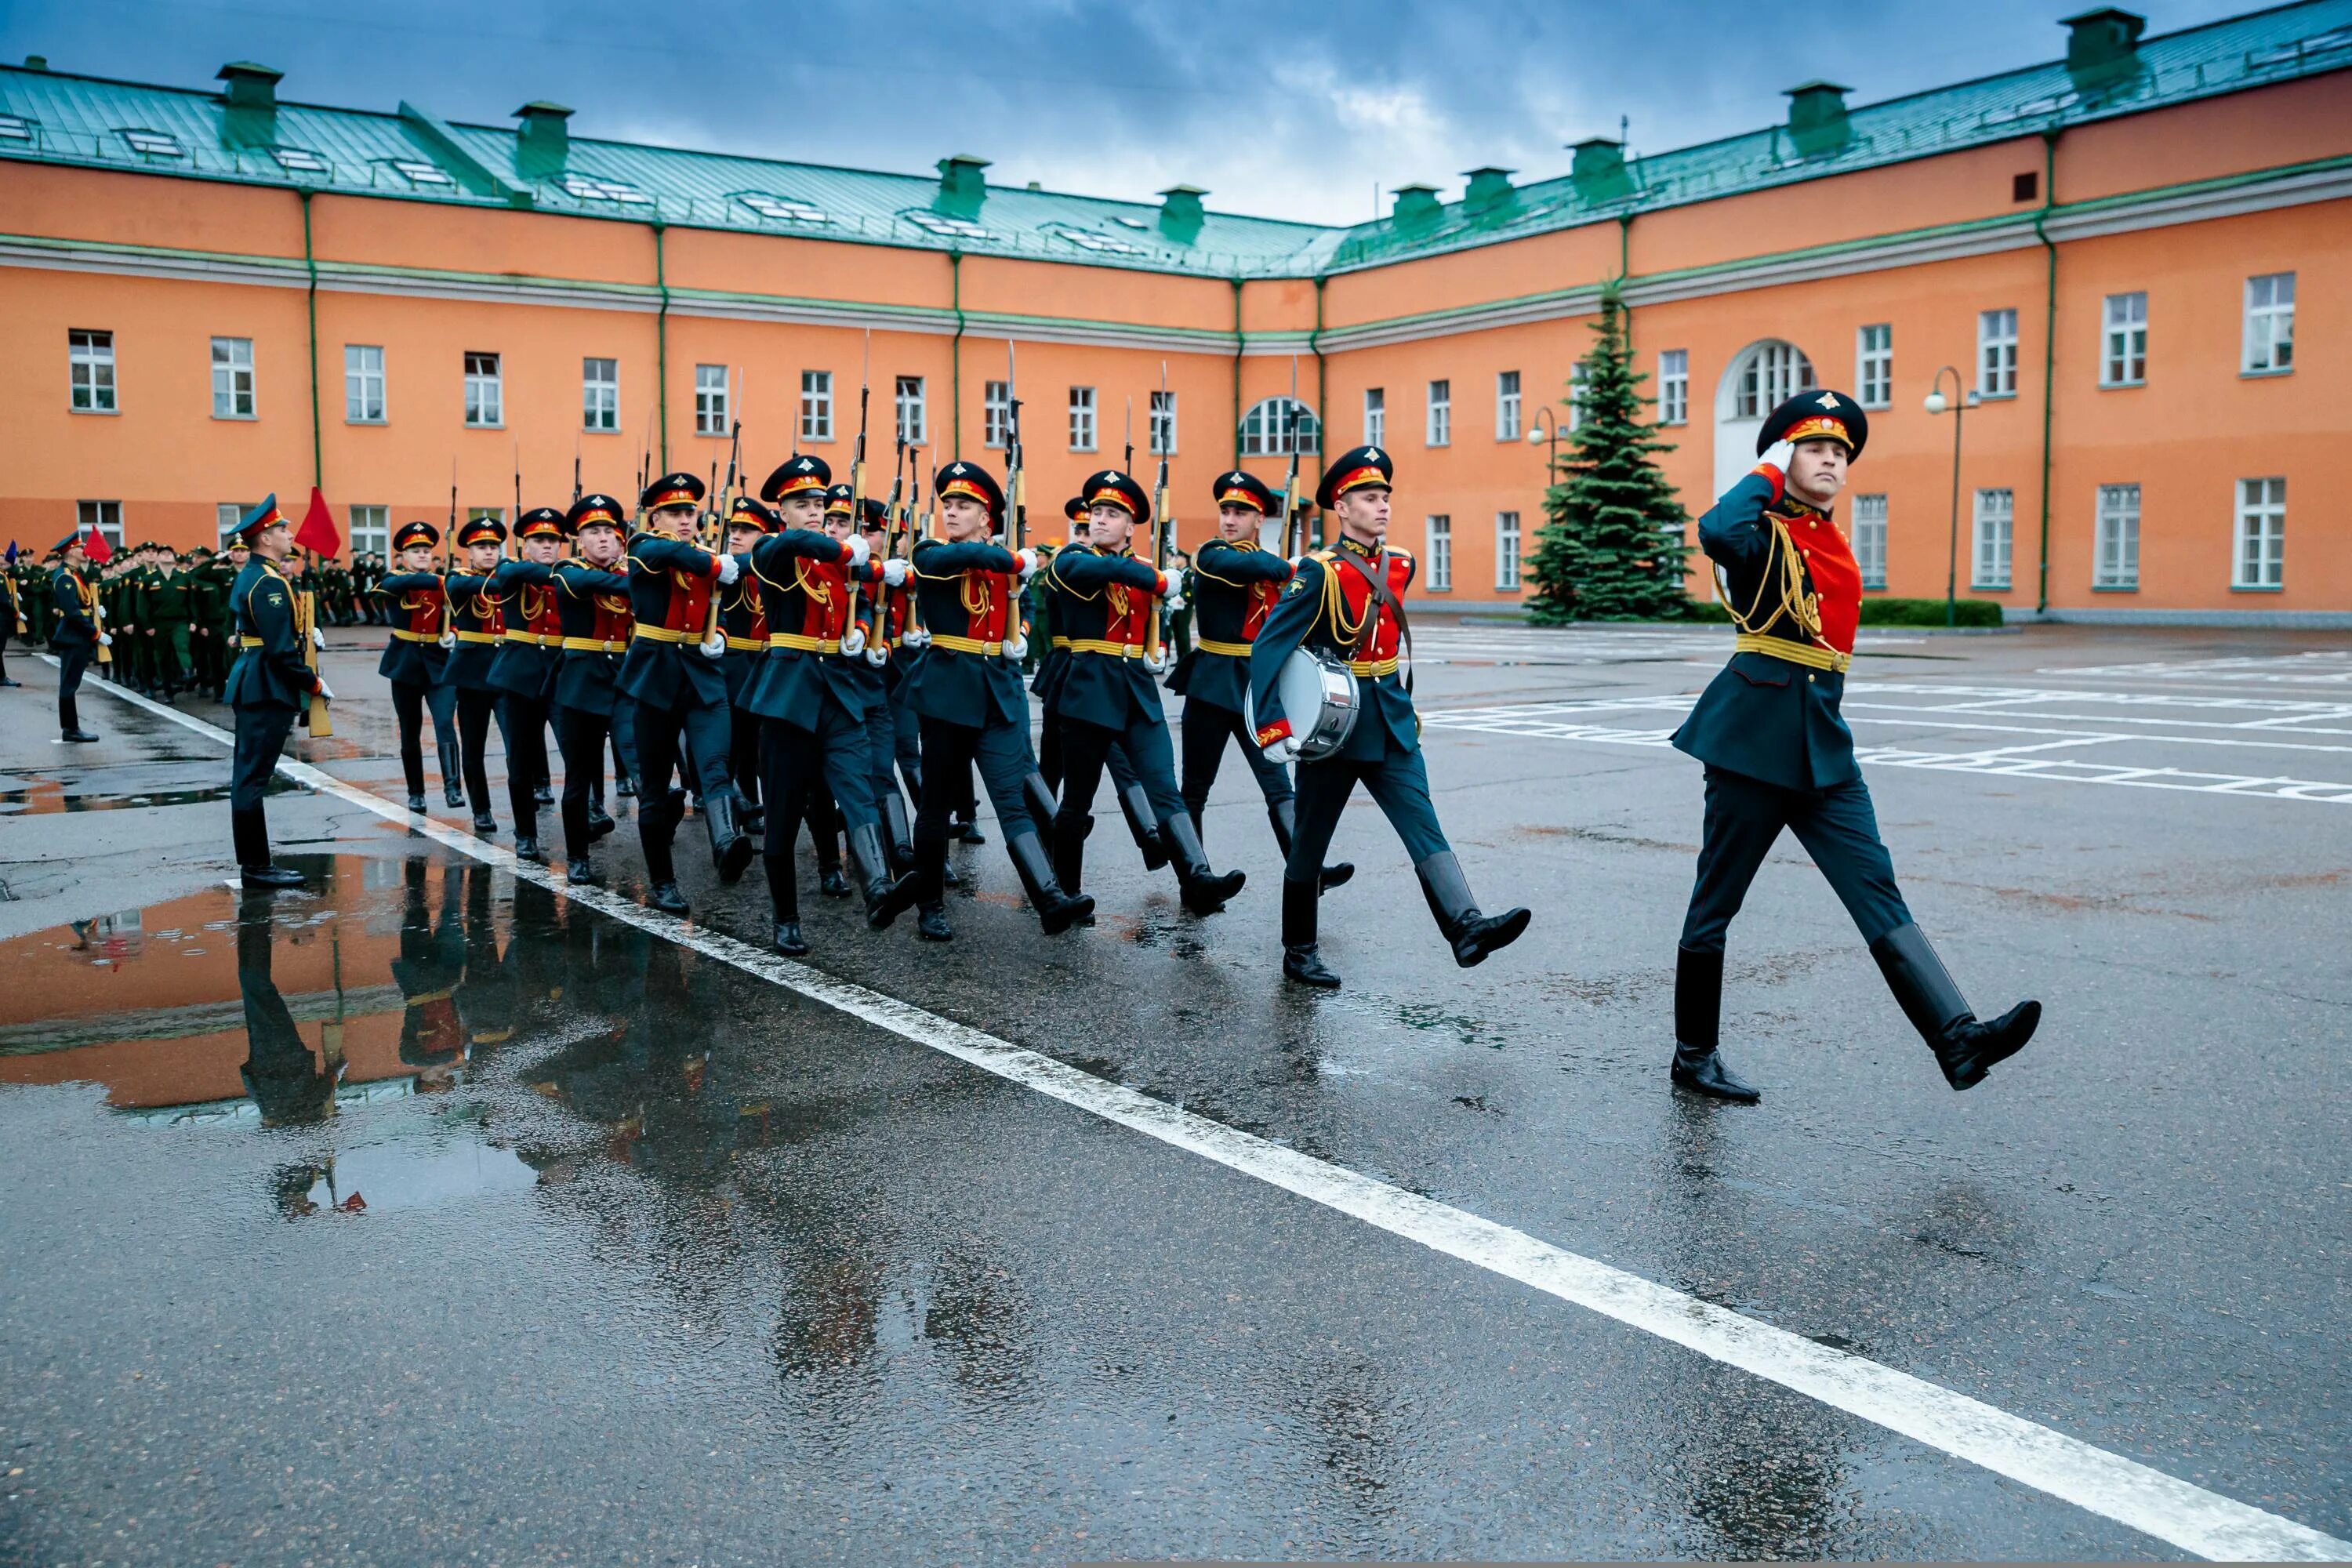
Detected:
left=1, top=0, right=2346, bottom=281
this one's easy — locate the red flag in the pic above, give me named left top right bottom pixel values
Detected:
left=82, top=527, right=113, bottom=564
left=294, top=485, right=343, bottom=557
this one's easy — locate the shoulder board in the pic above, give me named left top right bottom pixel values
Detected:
left=1307, top=550, right=1337, bottom=564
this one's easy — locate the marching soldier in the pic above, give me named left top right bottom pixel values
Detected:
left=221, top=496, right=329, bottom=889
left=855, top=499, right=927, bottom=875
left=1045, top=468, right=1243, bottom=916
left=488, top=507, right=569, bottom=862
left=1034, top=502, right=1169, bottom=877
left=550, top=494, right=635, bottom=887
left=619, top=470, right=755, bottom=916
left=1174, top=469, right=1351, bottom=890
left=1250, top=446, right=1529, bottom=988
left=717, top=492, right=772, bottom=837
left=879, top=459, right=1091, bottom=940
left=441, top=517, right=511, bottom=834
left=372, top=520, right=452, bottom=813
left=49, top=531, right=106, bottom=742
left=1668, top=392, right=2041, bottom=1102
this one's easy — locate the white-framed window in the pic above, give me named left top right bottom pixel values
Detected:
left=349, top=505, right=390, bottom=559
left=2093, top=483, right=2140, bottom=590
left=1069, top=387, right=1098, bottom=452
left=78, top=499, right=125, bottom=548
left=69, top=328, right=116, bottom=413
left=1658, top=349, right=1688, bottom=426
left=1977, top=309, right=2019, bottom=397
left=2243, top=273, right=2295, bottom=374
left=1972, top=487, right=2014, bottom=590
left=211, top=336, right=255, bottom=419
left=1733, top=342, right=1815, bottom=419
left=2101, top=292, right=2147, bottom=387
left=1566, top=363, right=1589, bottom=432
left=695, top=364, right=730, bottom=437
left=1363, top=387, right=1385, bottom=447
left=1853, top=493, right=1888, bottom=590
left=1149, top=389, right=1177, bottom=456
left=2234, top=477, right=2285, bottom=590
left=583, top=357, right=618, bottom=432
left=982, top=379, right=1011, bottom=448
left=1496, top=371, right=1522, bottom=442
left=215, top=503, right=244, bottom=538
left=1239, top=396, right=1319, bottom=457
left=344, top=343, right=385, bottom=423
left=1425, top=379, right=1450, bottom=447
left=466, top=506, right=507, bottom=529
left=895, top=375, right=926, bottom=445
left=1425, top=515, right=1451, bottom=591
left=800, top=370, right=833, bottom=442
left=1495, top=511, right=1521, bottom=590
left=1857, top=324, right=1893, bottom=408
left=463, top=350, right=501, bottom=427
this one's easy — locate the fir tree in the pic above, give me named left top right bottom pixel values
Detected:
left=1526, top=277, right=1694, bottom=623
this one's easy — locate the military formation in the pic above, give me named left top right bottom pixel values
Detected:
left=29, top=384, right=2040, bottom=1103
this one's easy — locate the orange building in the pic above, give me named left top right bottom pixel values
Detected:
left=2, top=3, right=2347, bottom=622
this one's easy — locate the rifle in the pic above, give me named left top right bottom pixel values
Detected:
left=844, top=334, right=877, bottom=659
left=512, top=441, right=523, bottom=557
left=572, top=431, right=583, bottom=505
left=1123, top=396, right=1134, bottom=474
left=903, top=450, right=929, bottom=639
left=1004, top=339, right=1026, bottom=554
left=868, top=431, right=907, bottom=665
left=1145, top=360, right=1173, bottom=667
left=445, top=460, right=458, bottom=573
left=1277, top=356, right=1304, bottom=559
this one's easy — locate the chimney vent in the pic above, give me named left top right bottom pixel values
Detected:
left=1390, top=182, right=1441, bottom=223
left=217, top=60, right=282, bottom=112
left=1157, top=183, right=1207, bottom=231
left=1461, top=165, right=1515, bottom=211
left=2063, top=7, right=2147, bottom=75
left=936, top=152, right=989, bottom=212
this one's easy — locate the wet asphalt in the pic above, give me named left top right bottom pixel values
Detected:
left=0, top=622, right=2345, bottom=1565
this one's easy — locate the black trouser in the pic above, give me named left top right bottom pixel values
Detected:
left=632, top=695, right=733, bottom=884
left=730, top=701, right=763, bottom=811
left=915, top=713, right=1039, bottom=845
left=555, top=704, right=612, bottom=858
left=230, top=700, right=296, bottom=811
left=1052, top=713, right=1185, bottom=840
left=1680, top=767, right=1911, bottom=954
left=611, top=699, right=640, bottom=786
left=760, top=704, right=879, bottom=855
left=453, top=687, right=499, bottom=818
left=1287, top=741, right=1449, bottom=881
left=499, top=692, right=553, bottom=832
left=390, top=679, right=431, bottom=797
left=56, top=645, right=90, bottom=732
left=1179, top=697, right=1293, bottom=821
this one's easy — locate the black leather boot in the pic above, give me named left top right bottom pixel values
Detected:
left=1269, top=798, right=1352, bottom=892
left=1120, top=781, right=1171, bottom=870
left=534, top=783, right=554, bottom=807
left=586, top=804, right=616, bottom=841
left=1415, top=851, right=1530, bottom=967
left=1871, top=922, right=2041, bottom=1091
left=847, top=822, right=910, bottom=931
left=641, top=795, right=689, bottom=915
left=764, top=851, right=807, bottom=955
left=1162, top=812, right=1245, bottom=916
left=1006, top=829, right=1095, bottom=935
left=1281, top=877, right=1340, bottom=988
left=614, top=772, right=636, bottom=798
left=514, top=835, right=546, bottom=864
left=881, top=791, right=916, bottom=872
left=234, top=804, right=305, bottom=888
left=702, top=786, right=754, bottom=885
left=913, top=836, right=953, bottom=941
left=812, top=822, right=849, bottom=897
left=1668, top=945, right=1759, bottom=1102
left=566, top=853, right=603, bottom=888
left=472, top=810, right=498, bottom=834
left=1052, top=812, right=1088, bottom=900
left=407, top=793, right=427, bottom=814
left=438, top=737, right=466, bottom=807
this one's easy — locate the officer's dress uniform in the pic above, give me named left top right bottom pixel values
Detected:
left=869, top=548, right=924, bottom=866
left=716, top=502, right=771, bottom=833
left=48, top=547, right=104, bottom=741
left=619, top=472, right=755, bottom=914
left=887, top=462, right=1090, bottom=939
left=372, top=521, right=452, bottom=812
left=221, top=498, right=325, bottom=888
left=439, top=518, right=510, bottom=832
left=1174, top=470, right=1351, bottom=890
left=488, top=509, right=571, bottom=860
left=1033, top=539, right=1169, bottom=876
left=1668, top=392, right=2040, bottom=1102
left=1249, top=447, right=1528, bottom=988
left=550, top=495, right=635, bottom=885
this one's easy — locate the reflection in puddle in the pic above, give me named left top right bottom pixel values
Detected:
left=0, top=761, right=294, bottom=815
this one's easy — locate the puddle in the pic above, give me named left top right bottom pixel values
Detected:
left=0, top=761, right=294, bottom=815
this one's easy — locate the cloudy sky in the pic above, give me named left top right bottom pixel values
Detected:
left=4, top=0, right=2255, bottom=225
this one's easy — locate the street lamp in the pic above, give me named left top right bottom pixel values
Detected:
left=1924, top=367, right=1980, bottom=629
left=1526, top=405, right=1562, bottom=478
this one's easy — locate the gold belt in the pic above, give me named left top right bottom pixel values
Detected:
left=767, top=632, right=842, bottom=654
left=1347, top=655, right=1399, bottom=677
left=389, top=628, right=439, bottom=643
left=238, top=635, right=265, bottom=648
left=454, top=630, right=499, bottom=644
left=1195, top=637, right=1252, bottom=657
left=632, top=625, right=693, bottom=644
left=501, top=630, right=554, bottom=647
left=725, top=634, right=766, bottom=652
left=1065, top=638, right=1145, bottom=658
left=1733, top=632, right=1852, bottom=673
left=928, top=633, right=1003, bottom=656
left=560, top=636, right=626, bottom=653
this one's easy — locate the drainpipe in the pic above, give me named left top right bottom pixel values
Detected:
left=1231, top=277, right=1245, bottom=466
left=299, top=190, right=323, bottom=494
left=949, top=251, right=964, bottom=459
left=651, top=222, right=672, bottom=470
left=1311, top=274, right=1329, bottom=548
left=2034, top=128, right=2059, bottom=616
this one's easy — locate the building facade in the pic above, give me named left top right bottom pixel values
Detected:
left=3, top=3, right=2347, bottom=620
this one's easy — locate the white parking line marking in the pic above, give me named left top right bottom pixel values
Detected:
left=53, top=660, right=2352, bottom=1563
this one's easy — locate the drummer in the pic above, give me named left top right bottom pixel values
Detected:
left=1247, top=445, right=1529, bottom=989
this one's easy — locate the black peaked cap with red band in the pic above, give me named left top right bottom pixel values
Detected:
left=1316, top=445, right=1394, bottom=510
left=391, top=520, right=441, bottom=553
left=1758, top=390, right=1868, bottom=461
left=1080, top=469, right=1149, bottom=520
left=932, top=461, right=1004, bottom=519
left=516, top=506, right=568, bottom=541
left=456, top=515, right=508, bottom=550
left=760, top=455, right=831, bottom=503
left=640, top=470, right=706, bottom=512
left=726, top=495, right=779, bottom=534
left=567, top=494, right=626, bottom=534
left=1211, top=469, right=1277, bottom=516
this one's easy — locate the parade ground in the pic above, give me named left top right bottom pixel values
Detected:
left=1, top=619, right=2347, bottom=1565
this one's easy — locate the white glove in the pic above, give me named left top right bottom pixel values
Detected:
left=1759, top=440, right=1795, bottom=474
left=1161, top=567, right=1187, bottom=601
left=903, top=626, right=931, bottom=649
left=840, top=625, right=867, bottom=657
left=1014, top=548, right=1040, bottom=579
left=714, top=552, right=741, bottom=585
left=699, top=632, right=725, bottom=659
left=1004, top=631, right=1028, bottom=661
left=881, top=558, right=910, bottom=587
left=1262, top=734, right=1300, bottom=765
left=310, top=626, right=327, bottom=650
left=438, top=630, right=456, bottom=650
left=98, top=632, right=113, bottom=647
left=1165, top=595, right=1187, bottom=614
left=845, top=535, right=872, bottom=568
left=863, top=644, right=890, bottom=669
left=314, top=677, right=336, bottom=701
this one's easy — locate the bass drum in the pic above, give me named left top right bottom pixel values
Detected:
left=1243, top=648, right=1360, bottom=761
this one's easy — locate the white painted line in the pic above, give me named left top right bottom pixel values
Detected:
left=54, top=658, right=2352, bottom=1563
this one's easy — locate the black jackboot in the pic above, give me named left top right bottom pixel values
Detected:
left=847, top=822, right=911, bottom=931
left=764, top=851, right=807, bottom=955
left=1669, top=944, right=1759, bottom=1102
left=1415, top=851, right=1530, bottom=967
left=812, top=821, right=849, bottom=897
left=438, top=736, right=465, bottom=808
left=1120, top=781, right=1171, bottom=870
left=1052, top=811, right=1088, bottom=899
left=641, top=795, right=689, bottom=916
left=1162, top=812, right=1244, bottom=915
left=1006, top=829, right=1095, bottom=935
left=1871, top=923, right=2041, bottom=1091
left=566, top=852, right=603, bottom=888
left=1269, top=798, right=1353, bottom=891
left=702, top=786, right=754, bottom=885
left=234, top=805, right=305, bottom=888
left=1281, top=877, right=1340, bottom=988
left=1022, top=773, right=1062, bottom=851
left=882, top=791, right=917, bottom=872
left=912, top=836, right=953, bottom=941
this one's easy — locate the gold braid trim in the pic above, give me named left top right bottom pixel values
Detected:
left=1716, top=514, right=1833, bottom=655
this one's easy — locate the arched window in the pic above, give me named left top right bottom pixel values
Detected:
left=1733, top=343, right=1816, bottom=419
left=1238, top=396, right=1320, bottom=457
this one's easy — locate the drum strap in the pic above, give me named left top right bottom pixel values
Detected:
left=1350, top=550, right=1414, bottom=697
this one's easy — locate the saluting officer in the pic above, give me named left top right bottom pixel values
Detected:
left=372, top=519, right=451, bottom=813
left=550, top=494, right=636, bottom=887
left=488, top=507, right=571, bottom=862
left=441, top=516, right=510, bottom=833
left=879, top=460, right=1090, bottom=940
left=1174, top=469, right=1351, bottom=889
left=221, top=496, right=330, bottom=889
left=620, top=470, right=755, bottom=916
left=1045, top=468, right=1243, bottom=916
left=1668, top=392, right=2040, bottom=1103
left=1250, top=446, right=1529, bottom=989
left=49, top=531, right=107, bottom=742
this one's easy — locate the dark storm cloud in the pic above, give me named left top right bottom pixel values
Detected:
left=2, top=0, right=2254, bottom=223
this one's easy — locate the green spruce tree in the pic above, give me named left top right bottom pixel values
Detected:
left=1526, top=277, right=1695, bottom=623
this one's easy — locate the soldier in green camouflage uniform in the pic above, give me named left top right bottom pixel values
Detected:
left=146, top=551, right=195, bottom=697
